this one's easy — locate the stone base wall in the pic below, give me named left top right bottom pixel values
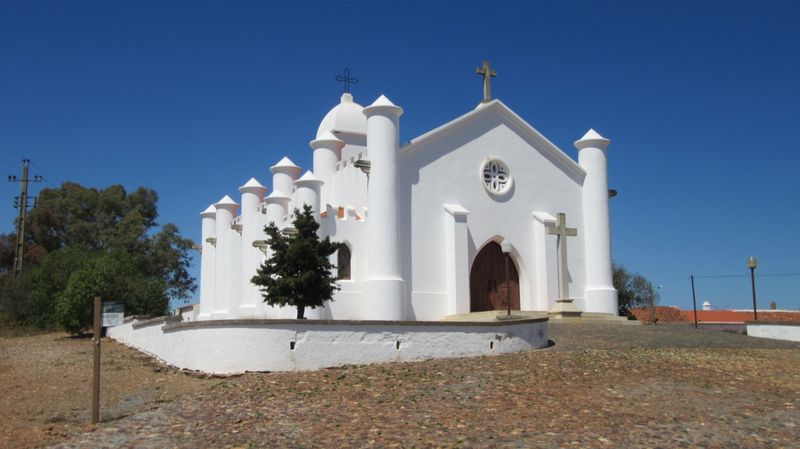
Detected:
left=107, top=317, right=549, bottom=374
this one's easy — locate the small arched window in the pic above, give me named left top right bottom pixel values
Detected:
left=337, top=243, right=351, bottom=280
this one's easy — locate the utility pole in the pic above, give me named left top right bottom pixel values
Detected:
left=8, top=159, right=43, bottom=277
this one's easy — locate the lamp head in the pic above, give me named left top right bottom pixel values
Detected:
left=747, top=256, right=757, bottom=269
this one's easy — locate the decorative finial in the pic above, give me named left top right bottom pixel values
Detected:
left=336, top=67, right=359, bottom=94
left=475, top=60, right=497, bottom=103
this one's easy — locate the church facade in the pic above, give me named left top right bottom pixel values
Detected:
left=195, top=71, right=618, bottom=321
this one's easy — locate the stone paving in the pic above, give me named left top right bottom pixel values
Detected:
left=49, top=323, right=800, bottom=449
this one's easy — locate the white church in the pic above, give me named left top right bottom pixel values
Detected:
left=194, top=64, right=618, bottom=322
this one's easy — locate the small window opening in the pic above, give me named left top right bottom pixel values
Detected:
left=490, top=341, right=494, bottom=350
left=290, top=341, right=296, bottom=351
left=396, top=341, right=401, bottom=350
left=337, top=244, right=351, bottom=280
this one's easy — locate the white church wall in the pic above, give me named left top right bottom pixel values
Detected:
left=108, top=317, right=549, bottom=374
left=399, top=106, right=587, bottom=318
left=320, top=203, right=368, bottom=320
left=338, top=132, right=367, bottom=161
left=327, top=149, right=368, bottom=210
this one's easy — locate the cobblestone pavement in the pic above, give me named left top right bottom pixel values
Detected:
left=50, top=323, right=800, bottom=449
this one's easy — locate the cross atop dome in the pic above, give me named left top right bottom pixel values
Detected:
left=476, top=60, right=497, bottom=103
left=335, top=67, right=359, bottom=94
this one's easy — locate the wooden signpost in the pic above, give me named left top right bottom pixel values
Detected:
left=92, top=296, right=101, bottom=424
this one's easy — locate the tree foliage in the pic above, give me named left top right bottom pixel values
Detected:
left=0, top=182, right=194, bottom=333
left=56, top=252, right=166, bottom=335
left=251, top=205, right=339, bottom=319
left=613, top=262, right=660, bottom=317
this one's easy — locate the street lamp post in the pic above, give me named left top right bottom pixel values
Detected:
left=748, top=256, right=758, bottom=321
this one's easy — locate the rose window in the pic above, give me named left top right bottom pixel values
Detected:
left=481, top=158, right=513, bottom=195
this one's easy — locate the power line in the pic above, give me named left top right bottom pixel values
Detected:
left=695, top=273, right=800, bottom=279
left=27, top=159, right=60, bottom=185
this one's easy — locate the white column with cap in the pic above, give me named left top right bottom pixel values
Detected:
left=238, top=178, right=267, bottom=318
left=270, top=157, right=301, bottom=204
left=362, top=95, right=405, bottom=320
left=212, top=195, right=239, bottom=319
left=576, top=129, right=618, bottom=315
left=310, top=131, right=345, bottom=207
left=294, top=171, right=323, bottom=215
left=197, top=204, right=216, bottom=321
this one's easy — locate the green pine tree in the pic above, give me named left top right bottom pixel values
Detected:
left=251, top=205, right=340, bottom=319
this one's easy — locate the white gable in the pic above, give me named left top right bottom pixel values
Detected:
left=401, top=100, right=585, bottom=184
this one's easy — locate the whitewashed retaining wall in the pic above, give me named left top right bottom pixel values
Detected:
left=108, top=317, right=549, bottom=374
left=747, top=322, right=800, bottom=343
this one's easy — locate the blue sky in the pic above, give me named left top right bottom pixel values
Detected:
left=1, top=1, right=798, bottom=311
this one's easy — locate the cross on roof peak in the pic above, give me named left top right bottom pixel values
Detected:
left=475, top=60, right=497, bottom=103
left=335, top=67, right=359, bottom=94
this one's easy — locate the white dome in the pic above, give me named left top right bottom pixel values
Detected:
left=316, top=93, right=367, bottom=138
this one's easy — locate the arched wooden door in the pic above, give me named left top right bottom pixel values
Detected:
left=469, top=242, right=520, bottom=312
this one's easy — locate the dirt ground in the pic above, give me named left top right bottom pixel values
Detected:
left=2, top=323, right=799, bottom=449
left=0, top=328, right=216, bottom=449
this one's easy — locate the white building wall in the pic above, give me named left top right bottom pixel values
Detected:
left=399, top=110, right=586, bottom=319
left=327, top=147, right=368, bottom=209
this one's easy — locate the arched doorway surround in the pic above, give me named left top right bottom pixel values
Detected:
left=469, top=241, right=520, bottom=312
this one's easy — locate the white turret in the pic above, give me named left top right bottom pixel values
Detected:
left=238, top=178, right=267, bottom=318
left=363, top=95, right=405, bottom=320
left=576, top=129, right=618, bottom=315
left=264, top=190, right=291, bottom=228
left=197, top=204, right=216, bottom=321
left=310, top=131, right=345, bottom=207
left=293, top=171, right=323, bottom=216
left=270, top=157, right=301, bottom=197
left=212, top=195, right=239, bottom=319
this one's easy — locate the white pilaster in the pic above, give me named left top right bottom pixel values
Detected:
left=576, top=129, right=618, bottom=315
left=363, top=95, right=404, bottom=320
left=197, top=204, right=216, bottom=321
left=212, top=195, right=239, bottom=319
left=310, top=131, right=345, bottom=207
left=532, top=212, right=557, bottom=312
left=444, top=204, right=470, bottom=316
left=238, top=178, right=268, bottom=318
